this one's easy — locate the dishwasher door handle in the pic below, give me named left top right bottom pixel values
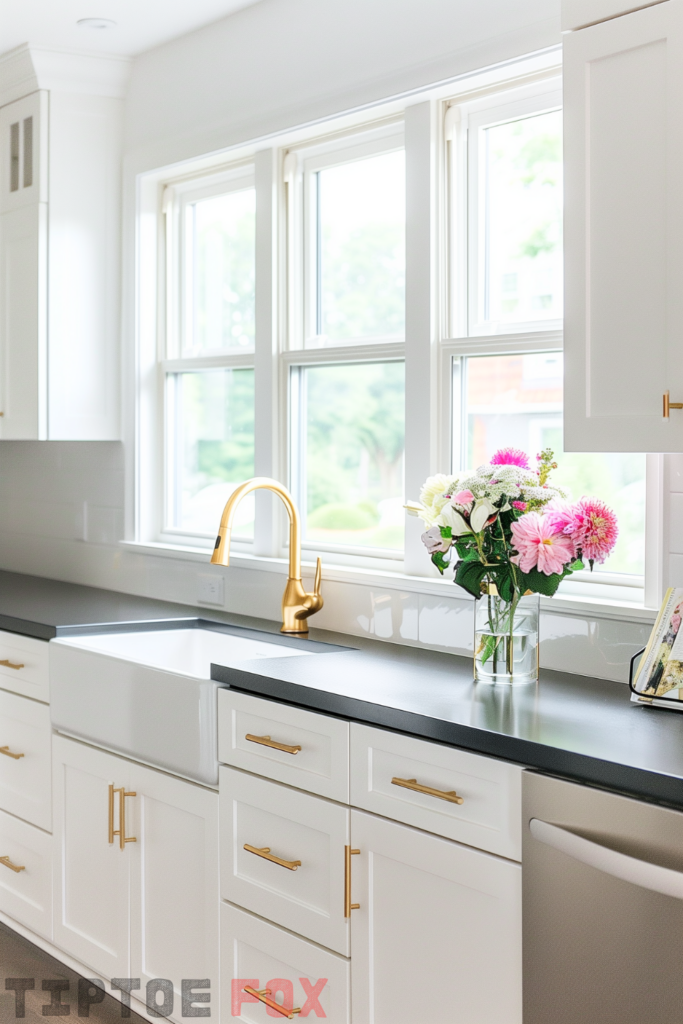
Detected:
left=529, top=817, right=683, bottom=900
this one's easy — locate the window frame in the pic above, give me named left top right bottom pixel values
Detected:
left=282, top=125, right=408, bottom=561
left=160, top=163, right=257, bottom=548
left=133, top=50, right=659, bottom=608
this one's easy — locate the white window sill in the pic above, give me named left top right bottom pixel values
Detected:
left=120, top=540, right=657, bottom=625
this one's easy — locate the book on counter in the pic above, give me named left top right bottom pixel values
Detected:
left=631, top=588, right=683, bottom=708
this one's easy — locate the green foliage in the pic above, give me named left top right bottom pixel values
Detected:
left=307, top=502, right=379, bottom=530
left=321, top=223, right=405, bottom=341
left=518, top=567, right=564, bottom=598
left=455, top=559, right=490, bottom=598
left=432, top=550, right=451, bottom=575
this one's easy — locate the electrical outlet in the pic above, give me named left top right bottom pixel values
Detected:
left=197, top=574, right=224, bottom=607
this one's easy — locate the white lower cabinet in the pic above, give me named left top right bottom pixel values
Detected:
left=0, top=688, right=52, bottom=830
left=53, top=735, right=219, bottom=1021
left=0, top=806, right=52, bottom=939
left=350, top=809, right=523, bottom=1024
left=221, top=902, right=350, bottom=1023
left=220, top=767, right=349, bottom=955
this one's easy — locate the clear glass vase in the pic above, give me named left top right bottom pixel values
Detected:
left=474, top=590, right=539, bottom=684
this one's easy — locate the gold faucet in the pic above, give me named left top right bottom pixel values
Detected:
left=210, top=477, right=323, bottom=634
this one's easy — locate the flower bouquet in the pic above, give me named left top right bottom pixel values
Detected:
left=406, top=448, right=618, bottom=682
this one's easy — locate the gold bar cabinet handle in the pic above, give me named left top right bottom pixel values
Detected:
left=344, top=845, right=360, bottom=917
left=0, top=855, right=25, bottom=873
left=0, top=660, right=23, bottom=670
left=108, top=784, right=118, bottom=844
left=245, top=733, right=302, bottom=755
left=118, top=789, right=137, bottom=850
left=243, top=987, right=301, bottom=1019
left=243, top=844, right=301, bottom=871
left=663, top=391, right=683, bottom=418
left=0, top=746, right=24, bottom=760
left=391, top=776, right=464, bottom=805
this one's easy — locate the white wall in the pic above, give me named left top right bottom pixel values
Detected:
left=124, top=0, right=561, bottom=169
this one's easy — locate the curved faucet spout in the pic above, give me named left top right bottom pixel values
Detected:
left=210, top=477, right=322, bottom=634
left=211, top=476, right=301, bottom=580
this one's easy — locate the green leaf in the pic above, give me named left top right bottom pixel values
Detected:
left=478, top=633, right=502, bottom=665
left=568, top=559, right=584, bottom=572
left=519, top=567, right=563, bottom=597
left=439, top=526, right=452, bottom=539
left=431, top=550, right=450, bottom=575
left=496, top=566, right=516, bottom=603
left=454, top=558, right=489, bottom=598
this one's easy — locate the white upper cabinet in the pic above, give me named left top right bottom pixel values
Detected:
left=0, top=87, right=120, bottom=440
left=564, top=0, right=683, bottom=451
left=562, top=0, right=670, bottom=31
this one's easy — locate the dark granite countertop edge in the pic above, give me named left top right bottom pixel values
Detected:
left=214, top=665, right=683, bottom=810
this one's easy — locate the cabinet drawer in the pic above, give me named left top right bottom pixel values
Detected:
left=0, top=632, right=48, bottom=703
left=218, top=689, right=349, bottom=801
left=221, top=902, right=350, bottom=1024
left=0, top=806, right=52, bottom=939
left=220, top=768, right=349, bottom=955
left=0, top=689, right=51, bottom=830
left=350, top=724, right=522, bottom=860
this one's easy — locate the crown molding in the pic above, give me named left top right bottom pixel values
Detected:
left=0, top=43, right=131, bottom=106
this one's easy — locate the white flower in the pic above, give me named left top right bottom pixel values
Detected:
left=470, top=498, right=496, bottom=532
left=437, top=504, right=472, bottom=535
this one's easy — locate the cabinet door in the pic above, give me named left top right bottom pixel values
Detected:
left=350, top=809, right=522, bottom=1024
left=130, top=762, right=219, bottom=1024
left=0, top=688, right=51, bottom=830
left=0, top=203, right=47, bottom=439
left=0, top=92, right=47, bottom=212
left=564, top=0, right=683, bottom=451
left=52, top=735, right=131, bottom=979
left=220, top=767, right=350, bottom=955
left=221, top=902, right=350, bottom=1024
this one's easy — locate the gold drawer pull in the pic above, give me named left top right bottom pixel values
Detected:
left=344, top=845, right=360, bottom=917
left=0, top=660, right=23, bottom=670
left=243, top=987, right=301, bottom=1018
left=118, top=789, right=136, bottom=850
left=244, top=843, right=301, bottom=871
left=0, top=746, right=24, bottom=760
left=664, top=391, right=683, bottom=417
left=391, top=776, right=464, bottom=804
left=245, top=733, right=302, bottom=755
left=0, top=855, right=25, bottom=873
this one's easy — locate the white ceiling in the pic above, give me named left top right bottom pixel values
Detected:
left=0, top=0, right=264, bottom=59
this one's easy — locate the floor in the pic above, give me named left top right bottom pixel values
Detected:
left=0, top=922, right=146, bottom=1023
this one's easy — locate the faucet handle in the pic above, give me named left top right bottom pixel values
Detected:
left=313, top=557, right=322, bottom=598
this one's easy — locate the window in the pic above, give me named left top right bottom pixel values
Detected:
left=287, top=129, right=406, bottom=557
left=447, top=82, right=646, bottom=582
left=162, top=169, right=256, bottom=542
left=142, top=55, right=650, bottom=598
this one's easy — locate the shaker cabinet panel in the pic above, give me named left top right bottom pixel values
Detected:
left=564, top=0, right=683, bottom=451
left=350, top=809, right=522, bottom=1024
left=0, top=91, right=47, bottom=212
left=130, top=762, right=219, bottom=1023
left=0, top=688, right=51, bottom=830
left=0, top=807, right=52, bottom=940
left=220, top=767, right=350, bottom=956
left=221, top=902, right=350, bottom=1024
left=52, top=735, right=132, bottom=979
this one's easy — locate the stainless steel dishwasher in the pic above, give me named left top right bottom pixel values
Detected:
left=523, top=771, right=683, bottom=1023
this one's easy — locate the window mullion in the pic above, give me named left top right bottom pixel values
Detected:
left=404, top=100, right=439, bottom=576
left=253, top=147, right=281, bottom=558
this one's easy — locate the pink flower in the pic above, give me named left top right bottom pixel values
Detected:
left=545, top=500, right=583, bottom=545
left=453, top=489, right=475, bottom=506
left=510, top=512, right=575, bottom=575
left=576, top=497, right=618, bottom=564
left=490, top=447, right=530, bottom=469
left=545, top=497, right=618, bottom=564
left=421, top=526, right=451, bottom=555
left=512, top=501, right=527, bottom=511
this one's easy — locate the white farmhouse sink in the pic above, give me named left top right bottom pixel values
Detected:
left=49, top=625, right=321, bottom=784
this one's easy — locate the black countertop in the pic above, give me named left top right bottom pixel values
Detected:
left=0, top=568, right=681, bottom=810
